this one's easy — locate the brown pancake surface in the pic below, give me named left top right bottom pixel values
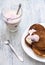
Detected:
left=32, top=30, right=45, bottom=50
left=29, top=24, right=45, bottom=31
left=32, top=44, right=45, bottom=57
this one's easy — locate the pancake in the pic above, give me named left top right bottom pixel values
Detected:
left=25, top=24, right=45, bottom=57
left=32, top=44, right=45, bottom=57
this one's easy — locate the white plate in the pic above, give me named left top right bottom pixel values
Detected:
left=21, top=23, right=45, bottom=62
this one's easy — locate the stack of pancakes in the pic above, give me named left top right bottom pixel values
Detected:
left=25, top=24, right=45, bottom=57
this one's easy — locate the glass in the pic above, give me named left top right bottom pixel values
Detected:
left=2, top=5, right=22, bottom=32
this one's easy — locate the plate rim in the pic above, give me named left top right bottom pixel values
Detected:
left=21, top=23, right=45, bottom=63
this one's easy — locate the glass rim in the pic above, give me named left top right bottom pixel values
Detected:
left=2, top=8, right=23, bottom=20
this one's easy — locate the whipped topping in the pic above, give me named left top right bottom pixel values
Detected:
left=27, top=29, right=40, bottom=44
left=30, top=34, right=39, bottom=42
left=28, top=29, right=36, bottom=35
